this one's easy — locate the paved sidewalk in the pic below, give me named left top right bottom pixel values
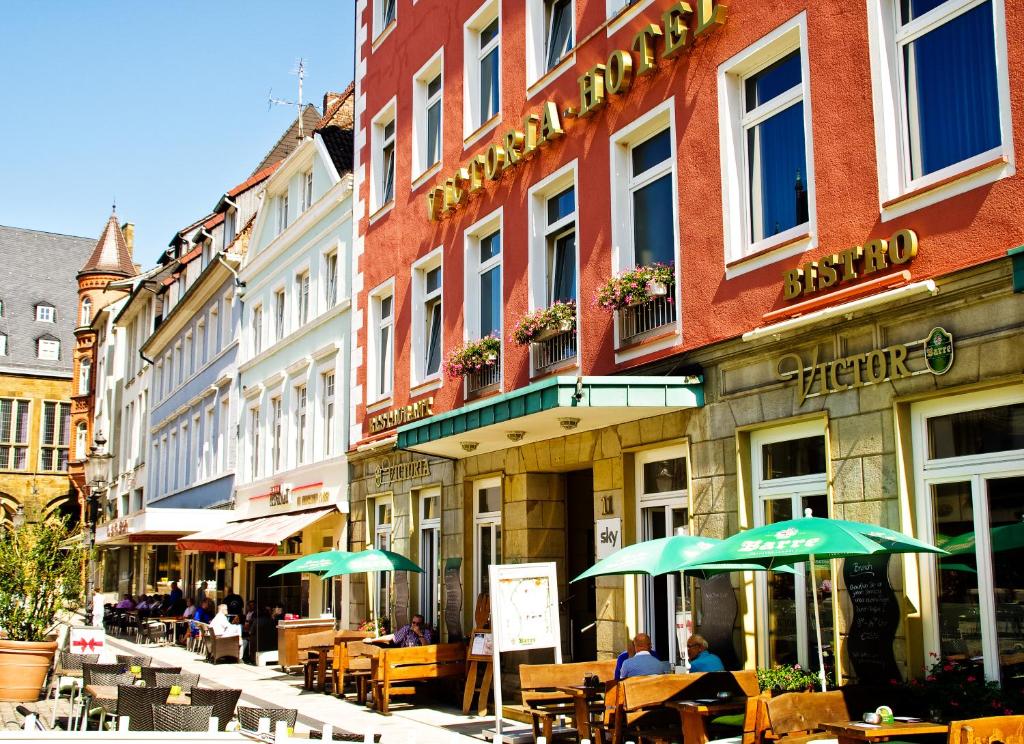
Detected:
left=1, top=635, right=507, bottom=742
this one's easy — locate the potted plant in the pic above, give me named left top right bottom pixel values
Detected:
left=0, top=514, right=83, bottom=701
left=756, top=664, right=825, bottom=694
left=898, top=655, right=1024, bottom=722
left=595, top=264, right=675, bottom=311
left=510, top=301, right=577, bottom=346
left=444, top=335, right=501, bottom=379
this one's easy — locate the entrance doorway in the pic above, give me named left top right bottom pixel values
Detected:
left=565, top=469, right=596, bottom=662
left=250, top=561, right=305, bottom=617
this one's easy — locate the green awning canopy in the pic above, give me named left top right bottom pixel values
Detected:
left=396, top=375, right=703, bottom=459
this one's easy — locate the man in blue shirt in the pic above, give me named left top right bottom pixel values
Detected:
left=687, top=634, right=725, bottom=672
left=619, top=633, right=669, bottom=678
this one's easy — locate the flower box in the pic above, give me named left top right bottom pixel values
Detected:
left=596, top=264, right=675, bottom=312
left=510, top=301, right=577, bottom=346
left=444, top=336, right=501, bottom=379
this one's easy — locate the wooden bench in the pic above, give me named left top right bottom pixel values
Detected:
left=754, top=691, right=852, bottom=744
left=370, top=642, right=466, bottom=714
left=518, top=660, right=617, bottom=743
left=603, top=671, right=759, bottom=744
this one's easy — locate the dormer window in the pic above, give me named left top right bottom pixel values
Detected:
left=37, top=337, right=60, bottom=360
left=35, top=304, right=55, bottom=323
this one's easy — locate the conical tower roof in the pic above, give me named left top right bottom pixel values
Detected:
left=79, top=211, right=135, bottom=277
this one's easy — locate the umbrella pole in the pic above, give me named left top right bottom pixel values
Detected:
left=809, top=554, right=826, bottom=692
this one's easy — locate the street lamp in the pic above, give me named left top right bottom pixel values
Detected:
left=84, top=432, right=113, bottom=625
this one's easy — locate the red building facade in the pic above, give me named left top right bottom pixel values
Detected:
left=350, top=0, right=1024, bottom=684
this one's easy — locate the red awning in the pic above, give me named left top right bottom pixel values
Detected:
left=177, top=507, right=336, bottom=556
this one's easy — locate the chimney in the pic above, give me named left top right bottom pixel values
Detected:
left=323, top=91, right=343, bottom=114
left=120, top=222, right=135, bottom=256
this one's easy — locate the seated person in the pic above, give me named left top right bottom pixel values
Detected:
left=615, top=637, right=662, bottom=679
left=224, top=587, right=244, bottom=618
left=115, top=593, right=135, bottom=609
left=182, top=599, right=197, bottom=619
left=211, top=604, right=241, bottom=637
left=392, top=614, right=434, bottom=647
left=686, top=634, right=725, bottom=672
left=619, top=633, right=669, bottom=679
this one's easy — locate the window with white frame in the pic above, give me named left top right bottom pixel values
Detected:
left=375, top=0, right=397, bottom=36
left=163, top=353, right=173, bottom=396
left=719, top=20, right=814, bottom=263
left=277, top=193, right=289, bottom=234
left=179, top=422, right=188, bottom=489
left=412, top=252, right=443, bottom=383
left=80, top=297, right=92, bottom=326
left=465, top=218, right=502, bottom=341
left=175, top=342, right=184, bottom=381
left=373, top=497, right=394, bottom=622
left=251, top=304, right=263, bottom=355
left=372, top=106, right=397, bottom=211
left=190, top=413, right=200, bottom=484
left=530, top=170, right=577, bottom=306
left=0, top=398, right=30, bottom=470
left=222, top=291, right=233, bottom=343
left=414, top=54, right=444, bottom=176
left=204, top=407, right=214, bottom=479
left=912, top=388, right=1024, bottom=683
left=635, top=445, right=689, bottom=665
left=271, top=395, right=283, bottom=472
left=874, top=0, right=1008, bottom=195
left=302, top=169, right=314, bottom=212
left=0, top=333, right=6, bottom=356
left=163, top=433, right=171, bottom=494
left=465, top=5, right=500, bottom=134
left=325, top=251, right=339, bottom=308
left=371, top=288, right=395, bottom=400
left=295, top=384, right=308, bottom=466
left=37, top=338, right=59, bottom=360
left=527, top=0, right=573, bottom=85
left=418, top=487, right=441, bottom=628
left=78, top=358, right=91, bottom=395
left=39, top=401, right=70, bottom=472
left=219, top=397, right=230, bottom=474
left=751, top=420, right=831, bottom=672
left=35, top=304, right=55, bottom=323
left=184, top=331, right=194, bottom=376
left=611, top=105, right=677, bottom=271
left=296, top=271, right=310, bottom=326
left=474, top=478, right=502, bottom=598
left=196, top=320, right=207, bottom=367
left=274, top=289, right=286, bottom=342
left=225, top=210, right=237, bottom=246
left=322, top=371, right=336, bottom=458
left=249, top=407, right=261, bottom=479
left=209, top=304, right=219, bottom=357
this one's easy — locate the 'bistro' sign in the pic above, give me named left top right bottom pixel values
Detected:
left=426, top=0, right=727, bottom=220
left=369, top=398, right=434, bottom=433
left=778, top=327, right=954, bottom=406
left=374, top=458, right=432, bottom=488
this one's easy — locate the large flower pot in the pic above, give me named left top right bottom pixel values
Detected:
left=0, top=639, right=58, bottom=701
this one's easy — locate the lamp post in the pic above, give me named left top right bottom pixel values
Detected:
left=83, top=432, right=113, bottom=626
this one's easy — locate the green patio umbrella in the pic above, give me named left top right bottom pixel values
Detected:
left=683, top=510, right=946, bottom=690
left=320, top=548, right=423, bottom=578
left=269, top=549, right=353, bottom=577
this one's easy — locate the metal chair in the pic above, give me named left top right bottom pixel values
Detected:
left=152, top=703, right=215, bottom=732
left=116, top=653, right=152, bottom=668
left=47, top=651, right=98, bottom=727
left=152, top=671, right=200, bottom=694
left=140, top=666, right=181, bottom=687
left=190, top=688, right=241, bottom=731
left=114, top=685, right=170, bottom=731
left=237, top=706, right=298, bottom=732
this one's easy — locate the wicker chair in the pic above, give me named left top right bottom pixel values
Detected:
left=203, top=624, right=242, bottom=664
left=152, top=703, right=214, bottom=732
left=116, top=654, right=152, bottom=668
left=190, top=688, right=242, bottom=731
left=76, top=668, right=133, bottom=731
left=140, top=666, right=181, bottom=687
left=114, top=685, right=170, bottom=731
left=47, top=652, right=99, bottom=727
left=237, top=706, right=298, bottom=732
left=152, top=671, right=200, bottom=694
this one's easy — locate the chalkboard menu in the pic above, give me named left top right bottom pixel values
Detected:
left=394, top=571, right=410, bottom=630
left=697, top=574, right=740, bottom=670
left=444, top=557, right=463, bottom=641
left=843, top=554, right=901, bottom=683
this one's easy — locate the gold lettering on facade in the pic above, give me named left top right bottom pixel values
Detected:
left=781, top=230, right=919, bottom=301
left=605, top=50, right=634, bottom=95
left=503, top=130, right=525, bottom=169
left=577, top=64, right=607, bottom=117
left=632, top=24, right=664, bottom=75
left=368, top=397, right=435, bottom=434
left=468, top=155, right=487, bottom=193
left=662, top=2, right=693, bottom=58
left=694, top=0, right=727, bottom=36
left=484, top=144, right=507, bottom=180
left=374, top=458, right=433, bottom=488
left=521, top=114, right=541, bottom=158
left=538, top=102, right=565, bottom=144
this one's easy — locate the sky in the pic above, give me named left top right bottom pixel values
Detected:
left=0, top=2, right=355, bottom=267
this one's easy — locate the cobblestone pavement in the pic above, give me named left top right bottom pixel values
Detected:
left=0, top=635, right=519, bottom=742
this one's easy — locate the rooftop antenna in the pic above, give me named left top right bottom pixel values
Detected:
left=268, top=58, right=307, bottom=139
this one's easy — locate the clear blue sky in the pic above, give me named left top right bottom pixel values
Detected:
left=0, top=2, right=354, bottom=267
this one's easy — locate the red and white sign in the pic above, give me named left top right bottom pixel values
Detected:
left=69, top=626, right=105, bottom=654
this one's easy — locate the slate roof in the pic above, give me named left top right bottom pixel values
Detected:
left=80, top=213, right=136, bottom=277
left=252, top=104, right=323, bottom=175
left=318, top=126, right=354, bottom=177
left=0, top=225, right=95, bottom=377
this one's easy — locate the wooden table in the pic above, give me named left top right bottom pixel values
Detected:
left=666, top=699, right=747, bottom=744
left=553, top=685, right=605, bottom=743
left=820, top=719, right=949, bottom=744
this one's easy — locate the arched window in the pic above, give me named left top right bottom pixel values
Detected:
left=80, top=297, right=92, bottom=326
left=75, top=422, right=88, bottom=461
left=78, top=358, right=91, bottom=395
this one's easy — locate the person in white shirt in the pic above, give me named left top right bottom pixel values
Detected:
left=210, top=604, right=245, bottom=659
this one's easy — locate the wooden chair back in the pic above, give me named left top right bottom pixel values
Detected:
left=519, top=660, right=617, bottom=707
left=950, top=716, right=1024, bottom=744
left=298, top=630, right=335, bottom=650
left=764, top=691, right=850, bottom=737
left=378, top=642, right=466, bottom=683
left=620, top=671, right=758, bottom=714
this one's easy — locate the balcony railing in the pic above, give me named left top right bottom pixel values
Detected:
left=466, top=357, right=501, bottom=396
left=532, top=329, right=577, bottom=374
left=618, top=286, right=677, bottom=344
